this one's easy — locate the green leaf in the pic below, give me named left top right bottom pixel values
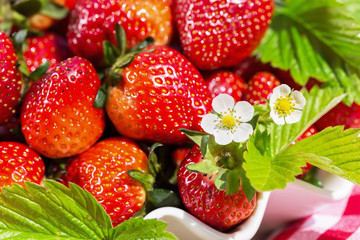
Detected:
left=109, top=218, right=178, bottom=240
left=255, top=0, right=360, bottom=104
left=243, top=139, right=306, bottom=191
left=93, top=84, right=108, bottom=109
left=268, top=86, right=344, bottom=157
left=243, top=87, right=345, bottom=191
left=39, top=0, right=69, bottom=20
left=29, top=60, right=49, bottom=81
left=0, top=180, right=112, bottom=240
left=283, top=126, right=360, bottom=185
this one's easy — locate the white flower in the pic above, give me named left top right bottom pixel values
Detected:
left=201, top=94, right=254, bottom=145
left=269, top=84, right=306, bottom=125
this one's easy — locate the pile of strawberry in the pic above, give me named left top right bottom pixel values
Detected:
left=1, top=0, right=356, bottom=233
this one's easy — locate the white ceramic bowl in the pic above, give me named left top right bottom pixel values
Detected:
left=259, top=169, right=354, bottom=232
left=145, top=170, right=354, bottom=240
left=145, top=191, right=270, bottom=240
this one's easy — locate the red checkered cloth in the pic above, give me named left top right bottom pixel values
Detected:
left=269, top=185, right=360, bottom=240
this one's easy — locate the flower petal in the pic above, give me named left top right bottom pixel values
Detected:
left=273, top=84, right=291, bottom=97
left=270, top=110, right=285, bottom=125
left=201, top=114, right=220, bottom=134
left=212, top=94, right=235, bottom=115
left=233, top=101, right=254, bottom=122
left=213, top=128, right=233, bottom=145
left=285, top=110, right=302, bottom=124
left=233, top=123, right=253, bottom=142
left=291, top=90, right=306, bottom=109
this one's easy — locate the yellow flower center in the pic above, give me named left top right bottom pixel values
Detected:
left=274, top=96, right=295, bottom=116
left=222, top=115, right=236, bottom=128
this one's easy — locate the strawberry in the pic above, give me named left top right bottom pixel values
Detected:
left=67, top=0, right=172, bottom=66
left=243, top=71, right=281, bottom=105
left=0, top=31, right=22, bottom=126
left=233, top=56, right=274, bottom=81
left=20, top=57, right=105, bottom=159
left=315, top=102, right=360, bottom=131
left=105, top=45, right=212, bottom=145
left=294, top=126, right=317, bottom=178
left=174, top=0, right=274, bottom=70
left=64, top=137, right=148, bottom=226
left=0, top=142, right=45, bottom=189
left=23, top=33, right=72, bottom=73
left=178, top=145, right=256, bottom=231
left=53, top=0, right=77, bottom=10
left=172, top=146, right=191, bottom=168
left=205, top=70, right=247, bottom=102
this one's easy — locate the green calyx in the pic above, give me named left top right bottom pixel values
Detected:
left=93, top=23, right=154, bottom=109
left=127, top=143, right=183, bottom=215
left=180, top=129, right=255, bottom=201
left=215, top=152, right=237, bottom=170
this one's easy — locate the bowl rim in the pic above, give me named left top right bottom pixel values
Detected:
left=145, top=191, right=271, bottom=240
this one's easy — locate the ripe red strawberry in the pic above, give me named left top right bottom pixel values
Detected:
left=0, top=31, right=22, bottom=126
left=67, top=0, right=172, bottom=65
left=0, top=142, right=45, bottom=190
left=105, top=45, right=212, bottom=145
left=233, top=56, right=274, bottom=81
left=243, top=71, right=281, bottom=105
left=21, top=57, right=105, bottom=159
left=315, top=102, right=360, bottom=131
left=172, top=146, right=191, bottom=168
left=64, top=137, right=148, bottom=226
left=205, top=70, right=247, bottom=102
left=23, top=33, right=72, bottom=73
left=178, top=145, right=256, bottom=231
left=293, top=126, right=317, bottom=178
left=174, top=0, right=274, bottom=70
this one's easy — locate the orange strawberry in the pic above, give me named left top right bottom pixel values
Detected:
left=67, top=0, right=172, bottom=66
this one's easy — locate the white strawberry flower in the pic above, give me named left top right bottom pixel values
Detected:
left=269, top=84, right=306, bottom=125
left=201, top=94, right=254, bottom=145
